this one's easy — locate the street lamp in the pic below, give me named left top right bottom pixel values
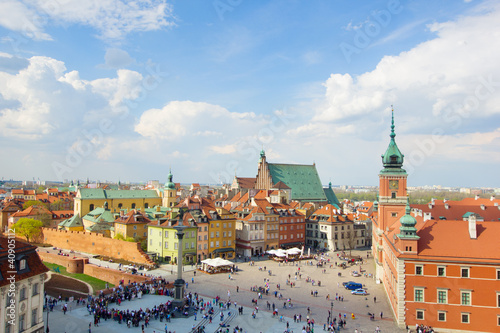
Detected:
left=46, top=303, right=49, bottom=333
left=330, top=301, right=333, bottom=325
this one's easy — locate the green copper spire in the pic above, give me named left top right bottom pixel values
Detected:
left=381, top=108, right=406, bottom=174
left=397, top=196, right=419, bottom=239
left=165, top=169, right=176, bottom=190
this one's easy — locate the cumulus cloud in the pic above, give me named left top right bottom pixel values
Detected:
left=0, top=55, right=144, bottom=139
left=135, top=101, right=259, bottom=140
left=306, top=2, right=500, bottom=136
left=0, top=0, right=175, bottom=41
left=103, top=48, right=134, bottom=68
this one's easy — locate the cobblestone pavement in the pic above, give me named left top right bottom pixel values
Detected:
left=44, top=249, right=407, bottom=333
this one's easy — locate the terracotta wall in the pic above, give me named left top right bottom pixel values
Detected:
left=40, top=228, right=154, bottom=266
left=39, top=251, right=150, bottom=287
left=37, top=251, right=87, bottom=273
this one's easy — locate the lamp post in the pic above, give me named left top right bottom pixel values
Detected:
left=46, top=303, right=50, bottom=333
left=173, top=225, right=187, bottom=307
left=330, top=301, right=333, bottom=325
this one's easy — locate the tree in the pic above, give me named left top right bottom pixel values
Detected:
left=12, top=218, right=43, bottom=243
left=23, top=200, right=47, bottom=210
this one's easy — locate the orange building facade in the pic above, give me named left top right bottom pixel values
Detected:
left=372, top=111, right=500, bottom=332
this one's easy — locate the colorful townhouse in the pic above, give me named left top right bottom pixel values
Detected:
left=147, top=207, right=197, bottom=265
left=113, top=210, right=151, bottom=240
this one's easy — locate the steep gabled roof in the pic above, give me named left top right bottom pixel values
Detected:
left=268, top=163, right=328, bottom=202
left=235, top=177, right=256, bottom=189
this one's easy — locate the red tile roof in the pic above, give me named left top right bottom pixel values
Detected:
left=235, top=177, right=256, bottom=189
left=0, top=236, right=49, bottom=288
left=411, top=219, right=500, bottom=262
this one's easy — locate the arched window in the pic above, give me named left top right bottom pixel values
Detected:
left=144, top=203, right=149, bottom=209
left=89, top=204, right=94, bottom=211
left=132, top=203, right=136, bottom=209
left=169, top=192, right=173, bottom=197
left=118, top=203, right=123, bottom=209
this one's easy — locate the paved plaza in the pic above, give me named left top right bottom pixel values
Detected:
left=44, top=249, right=407, bottom=333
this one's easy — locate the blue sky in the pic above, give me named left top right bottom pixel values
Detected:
left=0, top=0, right=499, bottom=188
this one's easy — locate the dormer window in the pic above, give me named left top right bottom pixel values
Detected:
left=20, top=259, right=27, bottom=270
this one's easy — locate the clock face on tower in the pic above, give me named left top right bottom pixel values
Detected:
left=389, top=180, right=399, bottom=190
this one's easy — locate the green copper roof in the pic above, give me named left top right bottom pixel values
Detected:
left=397, top=197, right=419, bottom=239
left=268, top=163, right=328, bottom=202
left=381, top=110, right=406, bottom=174
left=165, top=170, right=176, bottom=190
left=78, top=189, right=159, bottom=199
left=83, top=207, right=116, bottom=223
left=58, top=214, right=83, bottom=228
left=324, top=183, right=341, bottom=208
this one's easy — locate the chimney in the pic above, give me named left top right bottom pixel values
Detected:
left=490, top=195, right=495, bottom=201
left=480, top=204, right=486, bottom=210
left=431, top=198, right=436, bottom=204
left=444, top=203, right=449, bottom=209
left=475, top=194, right=479, bottom=200
left=468, top=215, right=477, bottom=239
left=156, top=206, right=160, bottom=212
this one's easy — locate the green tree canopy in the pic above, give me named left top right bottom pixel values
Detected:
left=23, top=200, right=47, bottom=210
left=12, top=218, right=43, bottom=243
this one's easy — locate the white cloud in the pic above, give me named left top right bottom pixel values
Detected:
left=0, top=0, right=175, bottom=41
left=0, top=55, right=144, bottom=139
left=103, top=48, right=134, bottom=68
left=307, top=2, right=500, bottom=136
left=135, top=101, right=260, bottom=141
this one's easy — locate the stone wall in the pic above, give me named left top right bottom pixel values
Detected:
left=83, top=265, right=149, bottom=286
left=40, top=228, right=155, bottom=266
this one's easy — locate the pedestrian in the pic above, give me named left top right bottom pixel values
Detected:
left=380, top=311, right=383, bottom=319
left=374, top=296, right=377, bottom=303
left=164, top=323, right=168, bottom=333
left=236, top=286, right=239, bottom=292
left=89, top=322, right=92, bottom=333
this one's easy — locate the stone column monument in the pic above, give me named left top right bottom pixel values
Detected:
left=172, top=225, right=186, bottom=307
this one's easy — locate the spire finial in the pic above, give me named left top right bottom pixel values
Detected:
left=390, top=105, right=395, bottom=139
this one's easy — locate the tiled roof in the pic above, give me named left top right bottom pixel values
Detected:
left=11, top=205, right=52, bottom=218
left=268, top=163, right=327, bottom=202
left=235, top=177, right=256, bottom=189
left=412, top=198, right=500, bottom=221
left=0, top=236, right=49, bottom=288
left=114, top=210, right=152, bottom=224
left=59, top=214, right=83, bottom=228
left=83, top=207, right=116, bottom=223
left=78, top=189, right=159, bottom=199
left=414, top=219, right=500, bottom=262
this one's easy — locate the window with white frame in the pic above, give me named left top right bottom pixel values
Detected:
left=164, top=242, right=168, bottom=249
left=414, top=288, right=424, bottom=302
left=438, top=266, right=446, bottom=277
left=437, top=289, right=448, bottom=304
left=461, top=267, right=470, bottom=278
left=437, top=311, right=446, bottom=322
left=415, top=265, right=423, bottom=275
left=416, top=310, right=424, bottom=320
left=461, top=313, right=470, bottom=323
left=460, top=291, right=471, bottom=305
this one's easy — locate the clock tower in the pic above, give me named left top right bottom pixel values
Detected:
left=373, top=109, right=408, bottom=275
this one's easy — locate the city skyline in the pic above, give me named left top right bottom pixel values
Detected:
left=1, top=0, right=499, bottom=187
